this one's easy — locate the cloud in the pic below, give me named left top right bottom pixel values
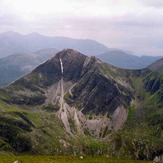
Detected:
left=0, top=0, right=163, bottom=56
left=138, top=0, right=163, bottom=8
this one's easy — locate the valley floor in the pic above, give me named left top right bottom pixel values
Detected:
left=0, top=156, right=152, bottom=163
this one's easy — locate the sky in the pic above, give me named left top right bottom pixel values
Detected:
left=0, top=0, right=163, bottom=56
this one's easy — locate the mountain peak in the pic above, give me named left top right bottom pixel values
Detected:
left=25, top=32, right=47, bottom=39
left=55, top=49, right=86, bottom=59
left=32, top=49, right=87, bottom=85
left=0, top=31, right=23, bottom=37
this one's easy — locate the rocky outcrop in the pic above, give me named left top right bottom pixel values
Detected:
left=65, top=71, right=131, bottom=115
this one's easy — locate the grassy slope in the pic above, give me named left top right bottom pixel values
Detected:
left=0, top=156, right=151, bottom=163
left=108, top=71, right=163, bottom=160
left=0, top=98, right=110, bottom=156
left=96, top=63, right=163, bottom=160
left=0, top=99, right=66, bottom=155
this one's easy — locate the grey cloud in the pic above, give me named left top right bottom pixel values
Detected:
left=138, top=0, right=163, bottom=8
left=0, top=0, right=163, bottom=56
left=0, top=15, right=24, bottom=25
left=44, top=16, right=163, bottom=55
left=117, top=15, right=163, bottom=27
left=14, top=15, right=163, bottom=56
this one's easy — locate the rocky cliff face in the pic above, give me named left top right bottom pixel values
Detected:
left=0, top=49, right=162, bottom=160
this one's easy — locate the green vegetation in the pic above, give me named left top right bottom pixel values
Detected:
left=0, top=156, right=152, bottom=163
left=43, top=102, right=59, bottom=112
left=99, top=63, right=119, bottom=78
left=101, top=69, right=163, bottom=160
left=68, top=118, right=77, bottom=133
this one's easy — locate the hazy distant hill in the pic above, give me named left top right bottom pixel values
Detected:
left=0, top=48, right=58, bottom=86
left=0, top=31, right=109, bottom=58
left=97, top=50, right=162, bottom=69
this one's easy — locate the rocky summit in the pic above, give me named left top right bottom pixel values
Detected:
left=0, top=49, right=162, bottom=161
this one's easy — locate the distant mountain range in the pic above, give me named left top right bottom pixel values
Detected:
left=97, top=50, right=162, bottom=69
left=0, top=31, right=109, bottom=58
left=0, top=48, right=162, bottom=87
left=0, top=31, right=162, bottom=87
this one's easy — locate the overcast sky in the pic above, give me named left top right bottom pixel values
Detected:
left=0, top=0, right=163, bottom=56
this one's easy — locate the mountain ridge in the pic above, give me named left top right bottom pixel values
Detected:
left=97, top=49, right=162, bottom=69
left=0, top=49, right=162, bottom=161
left=0, top=31, right=109, bottom=58
left=149, top=57, right=163, bottom=72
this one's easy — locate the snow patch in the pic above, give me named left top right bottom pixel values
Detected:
left=59, top=59, right=64, bottom=74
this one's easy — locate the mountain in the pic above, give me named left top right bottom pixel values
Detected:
left=0, top=31, right=109, bottom=58
left=97, top=50, right=162, bottom=69
left=0, top=48, right=58, bottom=87
left=149, top=58, right=163, bottom=72
left=0, top=49, right=162, bottom=161
left=0, top=48, right=161, bottom=87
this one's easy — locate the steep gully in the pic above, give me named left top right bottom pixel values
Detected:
left=59, top=58, right=72, bottom=134
left=58, top=58, right=84, bottom=135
